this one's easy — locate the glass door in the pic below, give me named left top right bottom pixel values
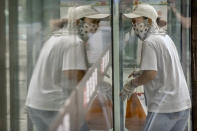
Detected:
left=0, top=0, right=192, bottom=131
left=119, top=0, right=191, bottom=131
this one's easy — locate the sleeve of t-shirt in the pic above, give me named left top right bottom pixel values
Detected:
left=62, top=43, right=87, bottom=71
left=140, top=42, right=158, bottom=71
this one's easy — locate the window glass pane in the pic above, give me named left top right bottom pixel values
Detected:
left=120, top=0, right=191, bottom=131
left=18, top=0, right=27, bottom=130
left=4, top=0, right=192, bottom=130
left=25, top=0, right=112, bottom=131
left=5, top=0, right=112, bottom=130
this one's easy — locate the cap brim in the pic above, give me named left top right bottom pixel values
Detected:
left=85, top=14, right=110, bottom=19
left=123, top=13, right=142, bottom=19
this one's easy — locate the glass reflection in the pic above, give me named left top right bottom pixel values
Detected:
left=25, top=4, right=111, bottom=131
left=120, top=1, right=191, bottom=131
left=4, top=0, right=191, bottom=130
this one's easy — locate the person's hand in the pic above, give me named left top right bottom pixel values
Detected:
left=120, top=80, right=136, bottom=101
left=128, top=70, right=143, bottom=78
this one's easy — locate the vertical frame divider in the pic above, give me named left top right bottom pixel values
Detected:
left=112, top=0, right=124, bottom=130
left=191, top=0, right=197, bottom=130
left=0, top=0, right=7, bottom=130
left=9, top=0, right=19, bottom=130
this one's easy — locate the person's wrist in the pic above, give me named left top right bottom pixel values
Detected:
left=131, top=79, right=138, bottom=88
left=124, top=81, right=134, bottom=91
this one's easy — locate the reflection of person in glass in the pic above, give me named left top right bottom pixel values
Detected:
left=120, top=4, right=191, bottom=131
left=25, top=5, right=109, bottom=131
left=168, top=0, right=191, bottom=29
left=85, top=20, right=113, bottom=130
left=86, top=20, right=112, bottom=98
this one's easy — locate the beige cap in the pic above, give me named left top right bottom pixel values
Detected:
left=124, top=4, right=158, bottom=22
left=67, top=5, right=109, bottom=20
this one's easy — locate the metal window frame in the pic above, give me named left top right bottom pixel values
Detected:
left=9, top=0, right=20, bottom=130
left=111, top=0, right=123, bottom=130
left=0, top=0, right=7, bottom=130
left=191, top=0, right=197, bottom=130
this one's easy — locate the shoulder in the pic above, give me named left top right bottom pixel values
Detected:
left=60, top=34, right=83, bottom=44
left=145, top=34, right=160, bottom=42
left=143, top=37, right=155, bottom=47
left=51, top=34, right=83, bottom=48
left=144, top=34, right=169, bottom=47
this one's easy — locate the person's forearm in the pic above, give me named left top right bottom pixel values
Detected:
left=76, top=70, right=86, bottom=82
left=64, top=70, right=86, bottom=82
left=132, top=70, right=157, bottom=87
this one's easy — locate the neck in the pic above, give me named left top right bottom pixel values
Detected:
left=149, top=21, right=166, bottom=35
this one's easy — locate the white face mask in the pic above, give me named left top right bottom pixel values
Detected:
left=132, top=19, right=150, bottom=40
left=78, top=20, right=98, bottom=41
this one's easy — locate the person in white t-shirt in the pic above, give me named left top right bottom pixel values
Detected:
left=86, top=21, right=111, bottom=66
left=120, top=4, right=191, bottom=131
left=25, top=5, right=109, bottom=131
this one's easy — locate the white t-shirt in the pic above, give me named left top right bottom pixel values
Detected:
left=26, top=34, right=87, bottom=111
left=86, top=21, right=111, bottom=65
left=140, top=34, right=191, bottom=113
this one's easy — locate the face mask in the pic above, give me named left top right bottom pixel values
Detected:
left=132, top=19, right=150, bottom=40
left=78, top=20, right=98, bottom=41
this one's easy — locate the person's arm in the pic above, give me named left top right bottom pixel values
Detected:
left=120, top=70, right=157, bottom=101
left=120, top=41, right=158, bottom=101
left=170, top=5, right=191, bottom=28
left=64, top=70, right=86, bottom=82
left=62, top=41, right=87, bottom=83
left=131, top=70, right=157, bottom=87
